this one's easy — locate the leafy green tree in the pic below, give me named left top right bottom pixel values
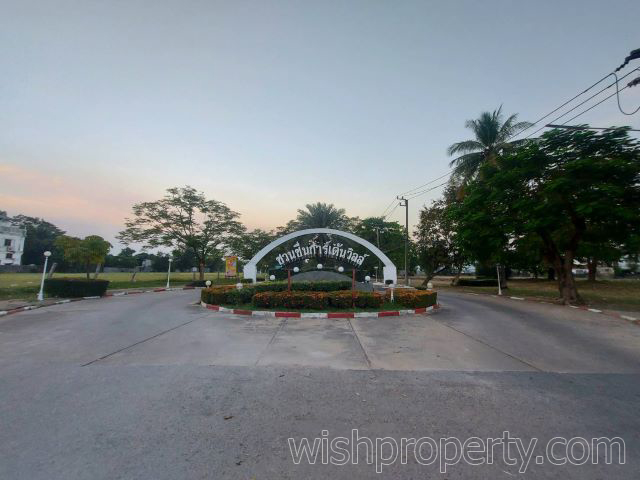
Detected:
left=292, top=202, right=350, bottom=230
left=55, top=235, right=111, bottom=279
left=352, top=217, right=407, bottom=271
left=230, top=228, right=276, bottom=263
left=451, top=127, right=640, bottom=304
left=415, top=187, right=468, bottom=284
left=447, top=106, right=532, bottom=184
left=117, top=186, right=242, bottom=280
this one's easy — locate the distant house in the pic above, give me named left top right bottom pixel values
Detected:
left=0, top=221, right=26, bottom=265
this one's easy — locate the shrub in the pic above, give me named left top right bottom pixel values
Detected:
left=327, top=291, right=384, bottom=309
left=43, top=278, right=110, bottom=298
left=390, top=290, right=438, bottom=308
left=252, top=280, right=351, bottom=293
left=252, top=291, right=329, bottom=310
left=200, top=285, right=236, bottom=305
left=457, top=278, right=499, bottom=287
left=189, top=279, right=252, bottom=287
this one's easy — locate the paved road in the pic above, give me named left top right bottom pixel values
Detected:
left=0, top=290, right=638, bottom=478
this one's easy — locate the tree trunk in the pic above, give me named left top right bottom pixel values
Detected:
left=547, top=267, right=555, bottom=280
left=86, top=262, right=91, bottom=280
left=587, top=258, right=597, bottom=282
left=199, top=260, right=205, bottom=281
left=553, top=254, right=581, bottom=304
left=450, top=263, right=463, bottom=286
left=94, top=263, right=101, bottom=279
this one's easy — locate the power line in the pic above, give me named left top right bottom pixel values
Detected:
left=546, top=124, right=640, bottom=132
left=397, top=169, right=455, bottom=197
left=561, top=83, right=633, bottom=124
left=383, top=202, right=400, bottom=220
left=380, top=198, right=397, bottom=218
left=523, top=67, right=640, bottom=138
left=380, top=51, right=640, bottom=209
left=404, top=180, right=450, bottom=201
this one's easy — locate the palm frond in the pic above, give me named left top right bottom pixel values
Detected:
left=447, top=140, right=484, bottom=156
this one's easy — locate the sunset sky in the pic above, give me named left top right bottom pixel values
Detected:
left=2, top=0, right=639, bottom=250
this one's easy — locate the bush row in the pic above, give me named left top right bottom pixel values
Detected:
left=457, top=278, right=500, bottom=287
left=388, top=290, right=438, bottom=308
left=44, top=278, right=110, bottom=297
left=252, top=291, right=384, bottom=310
left=201, top=285, right=437, bottom=310
left=188, top=278, right=252, bottom=287
left=200, top=281, right=352, bottom=305
left=252, top=280, right=352, bottom=293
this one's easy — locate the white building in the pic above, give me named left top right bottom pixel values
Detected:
left=0, top=222, right=26, bottom=265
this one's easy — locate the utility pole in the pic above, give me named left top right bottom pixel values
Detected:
left=397, top=196, right=409, bottom=286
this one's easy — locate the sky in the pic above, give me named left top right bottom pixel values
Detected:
left=2, top=0, right=639, bottom=251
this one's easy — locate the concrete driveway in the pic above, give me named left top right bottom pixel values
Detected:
left=1, top=289, right=639, bottom=479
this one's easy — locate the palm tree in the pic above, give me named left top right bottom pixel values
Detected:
left=447, top=106, right=532, bottom=183
left=295, top=203, right=348, bottom=229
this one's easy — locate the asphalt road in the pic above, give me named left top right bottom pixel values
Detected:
left=0, top=289, right=639, bottom=479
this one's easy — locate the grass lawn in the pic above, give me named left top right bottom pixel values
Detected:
left=425, top=276, right=640, bottom=312
left=0, top=272, right=240, bottom=301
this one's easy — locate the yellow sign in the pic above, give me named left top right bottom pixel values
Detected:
left=225, top=256, right=238, bottom=277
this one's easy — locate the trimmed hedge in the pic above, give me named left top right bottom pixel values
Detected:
left=188, top=279, right=252, bottom=287
left=390, top=290, right=438, bottom=308
left=457, top=278, right=499, bottom=287
left=43, top=278, right=110, bottom=298
left=253, top=291, right=329, bottom=309
left=327, top=291, right=384, bottom=309
left=200, top=281, right=352, bottom=306
left=252, top=280, right=352, bottom=293
left=252, top=291, right=383, bottom=310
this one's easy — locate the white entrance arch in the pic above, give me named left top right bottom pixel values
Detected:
left=243, top=228, right=397, bottom=284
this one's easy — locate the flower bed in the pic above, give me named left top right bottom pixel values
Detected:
left=201, top=284, right=436, bottom=312
left=388, top=289, right=438, bottom=308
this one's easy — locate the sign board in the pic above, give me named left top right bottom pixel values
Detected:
left=275, top=240, right=370, bottom=267
left=225, top=256, right=238, bottom=277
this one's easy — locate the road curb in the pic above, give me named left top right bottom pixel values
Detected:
left=200, top=301, right=439, bottom=318
left=456, top=290, right=639, bottom=326
left=0, top=286, right=201, bottom=318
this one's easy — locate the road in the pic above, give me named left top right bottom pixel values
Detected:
left=0, top=289, right=638, bottom=478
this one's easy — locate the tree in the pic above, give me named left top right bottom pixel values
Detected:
left=451, top=127, right=640, bottom=304
left=55, top=235, right=111, bottom=279
left=352, top=217, right=407, bottom=271
left=415, top=187, right=468, bottom=284
left=117, top=186, right=242, bottom=280
left=447, top=106, right=532, bottom=185
left=293, top=202, right=350, bottom=230
left=229, top=228, right=276, bottom=263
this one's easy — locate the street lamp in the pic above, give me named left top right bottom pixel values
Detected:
left=293, top=266, right=300, bottom=273
left=166, top=258, right=173, bottom=289
left=317, top=264, right=323, bottom=270
left=37, top=251, right=51, bottom=301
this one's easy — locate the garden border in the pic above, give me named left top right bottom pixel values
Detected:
left=199, top=300, right=440, bottom=318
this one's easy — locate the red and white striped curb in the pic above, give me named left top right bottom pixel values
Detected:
left=463, top=292, right=639, bottom=325
left=0, top=286, right=199, bottom=317
left=200, top=301, right=439, bottom=318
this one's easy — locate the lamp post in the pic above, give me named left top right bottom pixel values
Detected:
left=37, top=251, right=51, bottom=301
left=166, top=258, right=173, bottom=289
left=496, top=264, right=502, bottom=296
